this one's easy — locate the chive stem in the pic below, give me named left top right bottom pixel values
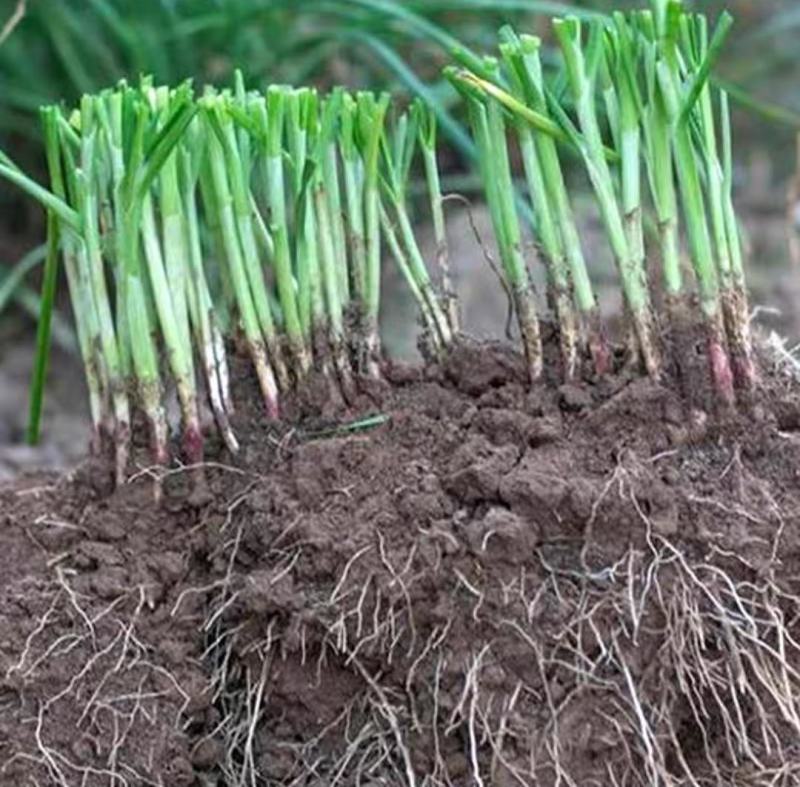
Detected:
left=555, top=16, right=660, bottom=379
left=467, top=94, right=542, bottom=381
left=358, top=92, right=390, bottom=378
left=414, top=100, right=460, bottom=336
left=260, top=88, right=310, bottom=378
left=205, top=125, right=281, bottom=419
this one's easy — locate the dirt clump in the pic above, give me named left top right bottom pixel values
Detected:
left=2, top=340, right=800, bottom=785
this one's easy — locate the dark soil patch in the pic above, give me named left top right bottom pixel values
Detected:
left=2, top=340, right=800, bottom=785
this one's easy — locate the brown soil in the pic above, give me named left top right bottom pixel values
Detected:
left=2, top=338, right=800, bottom=786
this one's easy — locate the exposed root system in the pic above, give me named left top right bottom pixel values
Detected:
left=2, top=339, right=800, bottom=785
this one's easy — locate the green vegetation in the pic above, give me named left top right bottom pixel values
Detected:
left=0, top=0, right=765, bottom=489
left=0, top=75, right=454, bottom=488
left=451, top=0, right=754, bottom=403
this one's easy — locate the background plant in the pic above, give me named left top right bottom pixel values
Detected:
left=2, top=0, right=798, bottom=161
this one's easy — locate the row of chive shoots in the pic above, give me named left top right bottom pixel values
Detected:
left=0, top=2, right=756, bottom=489
left=448, top=1, right=755, bottom=407
left=0, top=77, right=459, bottom=488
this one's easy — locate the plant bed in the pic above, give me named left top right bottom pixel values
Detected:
left=1, top=2, right=797, bottom=783
left=2, top=338, right=800, bottom=786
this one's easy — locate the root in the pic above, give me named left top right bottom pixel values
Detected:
left=2, top=574, right=193, bottom=786
left=185, top=446, right=800, bottom=786
left=349, top=654, right=419, bottom=787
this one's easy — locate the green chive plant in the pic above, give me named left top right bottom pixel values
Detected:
left=449, top=0, right=755, bottom=404
left=651, top=3, right=741, bottom=404
left=675, top=12, right=755, bottom=392
left=0, top=74, right=454, bottom=488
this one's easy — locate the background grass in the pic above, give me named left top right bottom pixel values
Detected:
left=1, top=1, right=798, bottom=146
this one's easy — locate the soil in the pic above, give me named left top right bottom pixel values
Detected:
left=2, top=336, right=800, bottom=786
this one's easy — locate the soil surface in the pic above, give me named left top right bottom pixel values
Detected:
left=2, top=339, right=800, bottom=786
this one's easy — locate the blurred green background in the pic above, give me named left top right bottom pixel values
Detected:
left=0, top=0, right=799, bottom=476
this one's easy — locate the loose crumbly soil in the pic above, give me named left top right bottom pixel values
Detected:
left=3, top=337, right=800, bottom=786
